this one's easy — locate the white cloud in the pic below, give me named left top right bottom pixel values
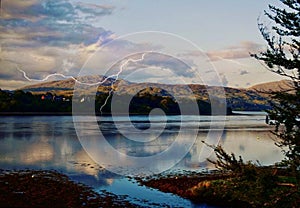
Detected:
left=0, top=0, right=117, bottom=89
left=181, top=41, right=263, bottom=61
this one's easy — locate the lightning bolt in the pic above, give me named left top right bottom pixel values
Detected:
left=17, top=65, right=77, bottom=82
left=16, top=65, right=121, bottom=87
left=99, top=52, right=147, bottom=114
left=17, top=52, right=149, bottom=115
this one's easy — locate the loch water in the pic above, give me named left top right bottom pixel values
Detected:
left=0, top=115, right=283, bottom=207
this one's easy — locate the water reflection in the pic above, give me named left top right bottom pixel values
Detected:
left=0, top=116, right=284, bottom=173
left=220, top=130, right=283, bottom=164
left=0, top=115, right=285, bottom=206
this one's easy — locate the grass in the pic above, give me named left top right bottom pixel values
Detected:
left=191, top=174, right=299, bottom=207
left=140, top=169, right=300, bottom=208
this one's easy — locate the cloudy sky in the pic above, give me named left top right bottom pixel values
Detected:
left=0, top=0, right=286, bottom=90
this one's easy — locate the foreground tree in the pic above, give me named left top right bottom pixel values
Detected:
left=251, top=0, right=300, bottom=185
left=193, top=2, right=299, bottom=206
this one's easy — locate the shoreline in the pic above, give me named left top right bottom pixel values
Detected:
left=0, top=111, right=260, bottom=116
left=137, top=172, right=232, bottom=207
left=0, top=169, right=232, bottom=207
left=0, top=169, right=140, bottom=208
left=138, top=169, right=300, bottom=208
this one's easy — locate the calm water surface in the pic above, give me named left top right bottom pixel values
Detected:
left=0, top=115, right=283, bottom=207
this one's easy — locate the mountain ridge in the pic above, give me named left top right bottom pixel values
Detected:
left=248, top=79, right=293, bottom=92
left=20, top=76, right=291, bottom=95
left=17, top=76, right=291, bottom=112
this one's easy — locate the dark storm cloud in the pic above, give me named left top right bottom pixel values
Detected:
left=0, top=0, right=114, bottom=47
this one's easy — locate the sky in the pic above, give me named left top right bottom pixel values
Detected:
left=0, top=0, right=286, bottom=90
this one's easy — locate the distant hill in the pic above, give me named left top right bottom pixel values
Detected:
left=21, top=75, right=110, bottom=96
left=249, top=80, right=293, bottom=93
left=18, top=77, right=292, bottom=112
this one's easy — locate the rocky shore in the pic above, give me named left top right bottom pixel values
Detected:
left=138, top=170, right=300, bottom=208
left=0, top=170, right=139, bottom=208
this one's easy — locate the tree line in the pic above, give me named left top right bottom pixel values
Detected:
left=0, top=89, right=232, bottom=115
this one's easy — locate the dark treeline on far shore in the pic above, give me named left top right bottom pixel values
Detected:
left=0, top=89, right=233, bottom=115
left=0, top=89, right=72, bottom=113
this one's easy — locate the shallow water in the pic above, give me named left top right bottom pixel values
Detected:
left=0, top=115, right=283, bottom=207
